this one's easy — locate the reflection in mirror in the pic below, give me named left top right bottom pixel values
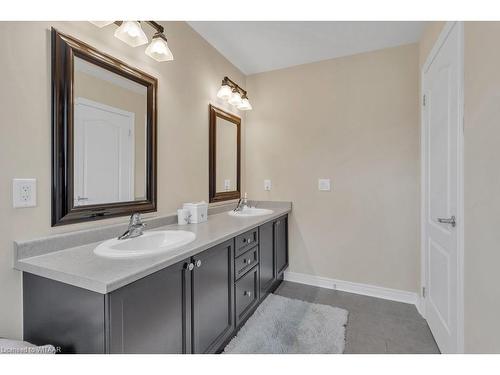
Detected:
left=209, top=105, right=241, bottom=203
left=73, top=57, right=148, bottom=206
left=216, top=117, right=238, bottom=193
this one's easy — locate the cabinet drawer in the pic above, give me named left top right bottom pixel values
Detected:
left=235, top=265, right=259, bottom=326
left=235, top=246, right=259, bottom=280
left=235, top=228, right=259, bottom=256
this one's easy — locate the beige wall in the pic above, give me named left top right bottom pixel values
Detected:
left=245, top=44, right=420, bottom=292
left=0, top=21, right=245, bottom=339
left=74, top=70, right=147, bottom=199
left=463, top=21, right=500, bottom=353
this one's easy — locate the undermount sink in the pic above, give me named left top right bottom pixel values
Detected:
left=94, top=230, right=196, bottom=259
left=228, top=207, right=274, bottom=217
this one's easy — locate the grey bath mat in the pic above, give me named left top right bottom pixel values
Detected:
left=224, top=294, right=348, bottom=354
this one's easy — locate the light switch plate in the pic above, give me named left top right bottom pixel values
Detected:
left=13, top=178, right=37, bottom=208
left=318, top=178, right=331, bottom=191
left=264, top=179, right=272, bottom=191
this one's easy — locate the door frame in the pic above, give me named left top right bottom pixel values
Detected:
left=419, top=21, right=464, bottom=353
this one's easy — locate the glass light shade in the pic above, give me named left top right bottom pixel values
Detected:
left=145, top=35, right=174, bottom=62
left=114, top=21, right=148, bottom=47
left=89, top=21, right=114, bottom=28
left=237, top=97, right=252, bottom=111
left=228, top=90, right=242, bottom=106
left=217, top=83, right=232, bottom=100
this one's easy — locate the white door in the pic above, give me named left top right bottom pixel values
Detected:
left=74, top=98, right=135, bottom=206
left=422, top=22, right=463, bottom=353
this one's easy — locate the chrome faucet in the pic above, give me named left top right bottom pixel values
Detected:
left=234, top=193, right=249, bottom=212
left=118, top=213, right=145, bottom=240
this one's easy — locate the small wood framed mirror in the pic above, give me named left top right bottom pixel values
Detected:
left=51, top=29, right=157, bottom=226
left=209, top=105, right=241, bottom=203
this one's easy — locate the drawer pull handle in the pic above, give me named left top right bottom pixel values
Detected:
left=244, top=291, right=252, bottom=297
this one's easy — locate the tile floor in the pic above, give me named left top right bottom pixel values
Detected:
left=274, top=281, right=440, bottom=354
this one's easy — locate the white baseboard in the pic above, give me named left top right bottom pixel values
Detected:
left=415, top=296, right=425, bottom=317
left=283, top=271, right=419, bottom=307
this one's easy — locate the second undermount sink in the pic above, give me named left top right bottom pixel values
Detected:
left=94, top=230, right=196, bottom=259
left=228, top=207, right=274, bottom=217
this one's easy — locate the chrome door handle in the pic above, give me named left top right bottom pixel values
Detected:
left=77, top=196, right=89, bottom=201
left=437, top=215, right=456, bottom=227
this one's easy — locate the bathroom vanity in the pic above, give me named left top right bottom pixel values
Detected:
left=14, top=32, right=289, bottom=354
left=16, top=203, right=290, bottom=353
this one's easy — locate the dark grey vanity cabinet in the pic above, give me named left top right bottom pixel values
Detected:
left=191, top=240, right=235, bottom=354
left=259, top=215, right=289, bottom=298
left=23, top=214, right=289, bottom=354
left=259, top=220, right=276, bottom=296
left=108, top=239, right=234, bottom=354
left=235, top=265, right=260, bottom=326
left=275, top=216, right=289, bottom=276
left=108, top=260, right=190, bottom=354
left=23, top=272, right=106, bottom=354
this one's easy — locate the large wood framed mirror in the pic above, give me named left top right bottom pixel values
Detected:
left=209, top=105, right=241, bottom=203
left=51, top=29, right=157, bottom=226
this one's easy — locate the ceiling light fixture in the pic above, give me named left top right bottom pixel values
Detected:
left=89, top=21, right=174, bottom=62
left=217, top=76, right=252, bottom=111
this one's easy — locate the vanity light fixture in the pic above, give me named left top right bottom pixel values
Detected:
left=89, top=21, right=174, bottom=62
left=237, top=94, right=253, bottom=111
left=217, top=76, right=252, bottom=111
left=228, top=88, right=243, bottom=106
left=216, top=80, right=233, bottom=100
left=145, top=33, right=174, bottom=62
left=114, top=21, right=148, bottom=47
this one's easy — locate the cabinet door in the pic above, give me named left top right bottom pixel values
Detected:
left=108, top=259, right=191, bottom=354
left=275, top=216, right=289, bottom=276
left=259, top=220, right=276, bottom=295
left=191, top=239, right=235, bottom=354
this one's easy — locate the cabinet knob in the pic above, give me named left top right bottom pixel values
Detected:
left=196, top=259, right=202, bottom=268
left=244, top=291, right=252, bottom=297
left=243, top=258, right=249, bottom=264
left=186, top=263, right=194, bottom=271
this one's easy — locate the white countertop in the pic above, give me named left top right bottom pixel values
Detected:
left=14, top=202, right=291, bottom=294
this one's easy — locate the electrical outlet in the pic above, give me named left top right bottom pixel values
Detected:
left=13, top=178, right=37, bottom=208
left=318, top=178, right=331, bottom=191
left=264, top=179, right=272, bottom=191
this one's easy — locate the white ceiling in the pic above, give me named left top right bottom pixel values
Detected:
left=188, top=21, right=427, bottom=75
